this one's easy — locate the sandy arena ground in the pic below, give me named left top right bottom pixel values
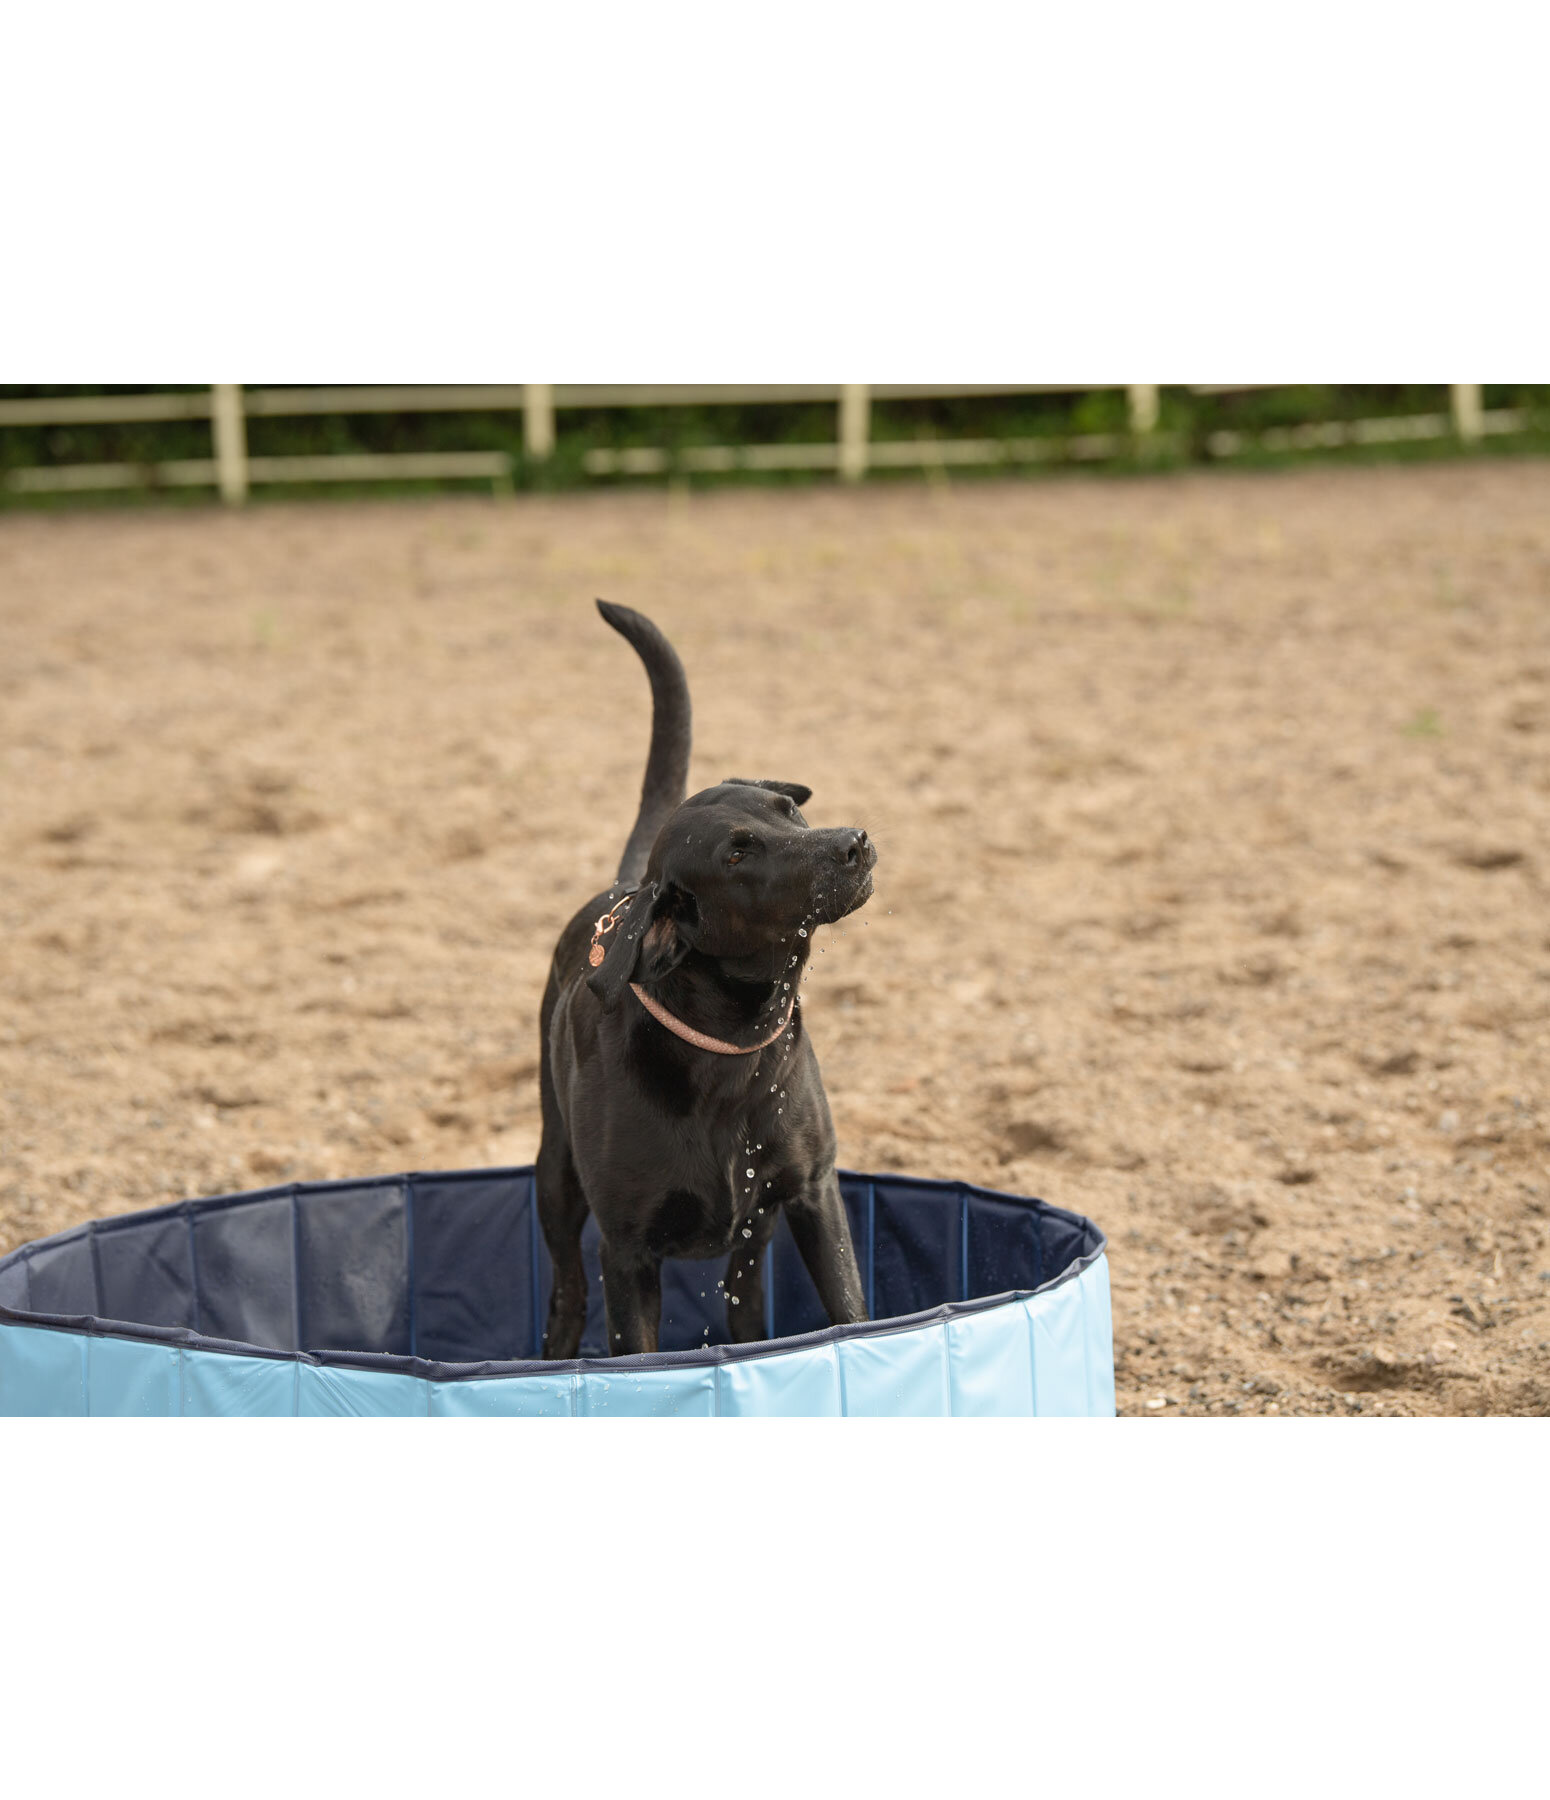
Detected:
left=3, top=462, right=1549, bottom=1414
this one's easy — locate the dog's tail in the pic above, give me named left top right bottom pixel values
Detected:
left=597, top=600, right=692, bottom=886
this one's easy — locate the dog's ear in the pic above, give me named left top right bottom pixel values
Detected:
left=723, top=778, right=813, bottom=807
left=585, top=881, right=697, bottom=1007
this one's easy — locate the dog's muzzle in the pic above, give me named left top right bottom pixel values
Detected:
left=814, top=829, right=877, bottom=922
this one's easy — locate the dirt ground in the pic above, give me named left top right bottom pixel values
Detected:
left=3, top=461, right=1550, bottom=1415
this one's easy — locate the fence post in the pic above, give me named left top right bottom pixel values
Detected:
left=1127, top=384, right=1160, bottom=435
left=525, top=385, right=555, bottom=460
left=1451, top=384, right=1483, bottom=443
left=211, top=385, right=248, bottom=504
left=839, top=385, right=870, bottom=481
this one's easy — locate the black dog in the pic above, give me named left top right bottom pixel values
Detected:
left=537, top=602, right=877, bottom=1358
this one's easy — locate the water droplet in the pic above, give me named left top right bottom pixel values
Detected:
left=798, top=928, right=807, bottom=938
left=746, top=1168, right=755, bottom=1178
left=730, top=1295, right=740, bottom=1306
left=742, top=1228, right=752, bottom=1239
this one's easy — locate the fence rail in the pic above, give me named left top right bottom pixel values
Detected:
left=0, top=384, right=1511, bottom=501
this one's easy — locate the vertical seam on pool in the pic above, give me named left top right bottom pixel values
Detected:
left=1080, top=1266, right=1094, bottom=1414
left=289, top=1185, right=302, bottom=1354
left=713, top=1362, right=723, bottom=1416
left=865, top=1181, right=876, bottom=1316
left=1087, top=1259, right=1105, bottom=1416
left=186, top=1200, right=202, bottom=1336
left=1025, top=1298, right=1039, bottom=1418
left=940, top=1323, right=952, bottom=1415
left=835, top=1341, right=849, bottom=1417
left=291, top=1361, right=300, bottom=1416
left=88, top=1220, right=104, bottom=1317
left=569, top=1371, right=580, bottom=1416
left=178, top=1346, right=187, bottom=1416
left=529, top=1172, right=542, bottom=1357
left=84, top=1332, right=93, bottom=1416
left=405, top=1177, right=418, bottom=1359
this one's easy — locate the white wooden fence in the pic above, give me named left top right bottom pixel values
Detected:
left=0, top=384, right=1519, bottom=502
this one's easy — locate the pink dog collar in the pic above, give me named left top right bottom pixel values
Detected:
left=630, top=983, right=797, bottom=1056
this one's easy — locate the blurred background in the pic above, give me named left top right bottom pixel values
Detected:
left=3, top=382, right=1548, bottom=1416
left=2, top=384, right=1548, bottom=504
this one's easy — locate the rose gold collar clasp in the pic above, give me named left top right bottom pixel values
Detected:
left=588, top=888, right=639, bottom=968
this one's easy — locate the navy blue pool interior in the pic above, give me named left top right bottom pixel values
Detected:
left=0, top=1167, right=1115, bottom=1416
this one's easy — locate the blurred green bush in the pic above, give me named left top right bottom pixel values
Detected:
left=2, top=384, right=1546, bottom=508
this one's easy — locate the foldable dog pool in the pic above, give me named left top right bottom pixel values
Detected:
left=0, top=1168, right=1113, bottom=1416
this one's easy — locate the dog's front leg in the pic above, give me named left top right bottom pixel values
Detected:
left=600, top=1239, right=663, bottom=1355
left=785, top=1171, right=868, bottom=1327
left=724, top=1203, right=781, bottom=1344
left=537, top=1134, right=591, bottom=1361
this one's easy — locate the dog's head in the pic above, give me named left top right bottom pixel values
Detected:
left=586, top=778, right=877, bottom=1005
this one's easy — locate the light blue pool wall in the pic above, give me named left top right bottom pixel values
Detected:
left=0, top=1251, right=1113, bottom=1417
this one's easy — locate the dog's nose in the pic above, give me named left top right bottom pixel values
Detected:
left=843, top=829, right=870, bottom=866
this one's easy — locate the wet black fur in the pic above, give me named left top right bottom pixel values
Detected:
left=536, top=602, right=877, bottom=1357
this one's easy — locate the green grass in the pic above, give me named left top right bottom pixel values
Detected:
left=1402, top=707, right=1444, bottom=739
